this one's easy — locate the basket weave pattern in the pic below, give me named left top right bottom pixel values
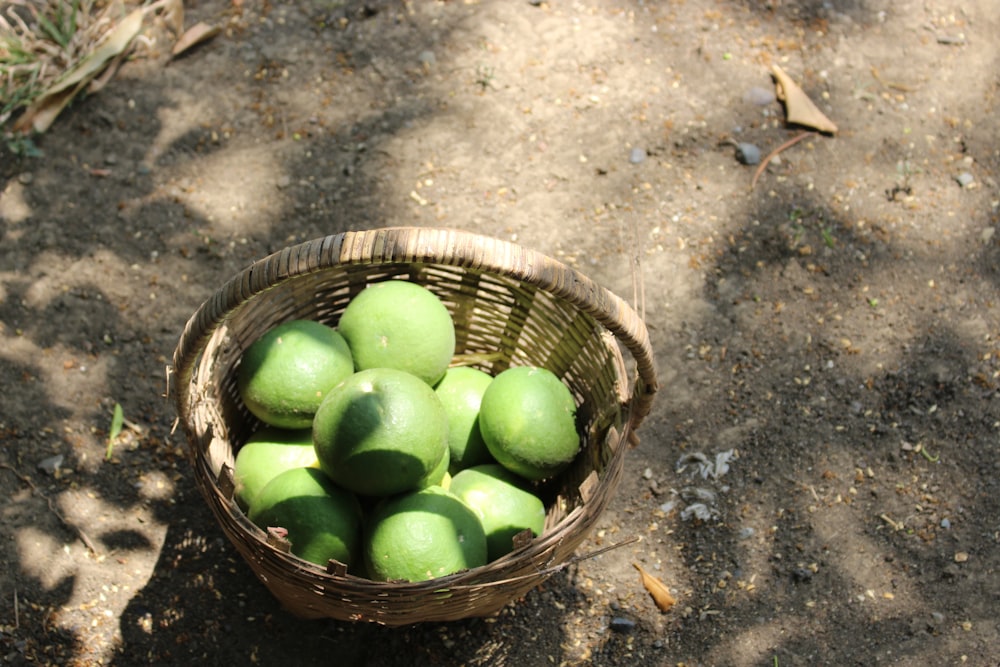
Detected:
left=171, top=228, right=657, bottom=625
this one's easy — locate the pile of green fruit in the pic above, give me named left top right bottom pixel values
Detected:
left=233, top=280, right=581, bottom=582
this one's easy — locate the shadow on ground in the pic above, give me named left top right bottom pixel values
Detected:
left=2, top=0, right=998, bottom=664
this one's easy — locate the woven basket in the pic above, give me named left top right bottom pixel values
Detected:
left=171, top=227, right=657, bottom=625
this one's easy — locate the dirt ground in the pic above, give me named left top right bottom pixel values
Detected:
left=1, top=0, right=999, bottom=664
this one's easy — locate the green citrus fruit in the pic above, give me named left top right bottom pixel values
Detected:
left=364, top=486, right=487, bottom=582
left=337, top=280, right=455, bottom=386
left=237, top=319, right=354, bottom=429
left=233, top=426, right=318, bottom=510
left=417, top=444, right=450, bottom=489
left=478, top=366, right=579, bottom=481
left=433, top=366, right=494, bottom=474
left=312, top=367, right=450, bottom=497
left=449, top=463, right=546, bottom=561
left=248, top=467, right=362, bottom=568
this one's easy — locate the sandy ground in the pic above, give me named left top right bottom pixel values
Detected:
left=2, top=0, right=999, bottom=665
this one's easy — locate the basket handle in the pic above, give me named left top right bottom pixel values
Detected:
left=172, top=227, right=658, bottom=429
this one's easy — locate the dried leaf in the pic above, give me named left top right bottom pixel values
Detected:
left=38, top=7, right=145, bottom=100
left=14, top=84, right=84, bottom=135
left=160, top=0, right=185, bottom=36
left=87, top=50, right=129, bottom=94
left=171, top=22, right=221, bottom=58
left=771, top=64, right=838, bottom=135
left=15, top=8, right=145, bottom=133
left=633, top=563, right=676, bottom=612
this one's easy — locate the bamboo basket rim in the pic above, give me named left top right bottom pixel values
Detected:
left=172, top=227, right=657, bottom=426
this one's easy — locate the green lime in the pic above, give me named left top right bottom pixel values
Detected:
left=449, top=464, right=546, bottom=561
left=337, top=280, right=455, bottom=386
left=248, top=467, right=362, bottom=569
left=312, top=367, right=450, bottom=497
left=478, top=366, right=579, bottom=481
left=434, top=366, right=494, bottom=474
left=417, top=444, right=450, bottom=489
left=233, top=426, right=318, bottom=510
left=364, top=486, right=487, bottom=582
left=237, top=319, right=354, bottom=429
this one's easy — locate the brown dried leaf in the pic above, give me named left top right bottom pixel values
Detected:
left=87, top=50, right=129, bottom=94
left=14, top=8, right=145, bottom=134
left=633, top=563, right=676, bottom=613
left=14, top=84, right=84, bottom=135
left=171, top=21, right=222, bottom=58
left=160, top=0, right=185, bottom=36
left=771, top=64, right=838, bottom=135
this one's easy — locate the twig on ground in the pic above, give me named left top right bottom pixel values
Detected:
left=880, top=513, right=903, bottom=531
left=750, top=131, right=814, bottom=190
left=869, top=65, right=916, bottom=93
left=0, top=462, right=99, bottom=555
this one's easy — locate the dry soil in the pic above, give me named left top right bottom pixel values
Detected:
left=1, top=0, right=999, bottom=665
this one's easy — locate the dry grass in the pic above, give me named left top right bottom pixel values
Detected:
left=0, top=0, right=133, bottom=129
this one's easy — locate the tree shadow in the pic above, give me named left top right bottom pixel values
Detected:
left=102, top=0, right=586, bottom=664
left=733, top=0, right=889, bottom=26
left=0, top=572, right=82, bottom=664
left=644, top=183, right=1000, bottom=663
left=116, top=487, right=588, bottom=665
left=0, top=367, right=93, bottom=663
left=2, top=0, right=998, bottom=664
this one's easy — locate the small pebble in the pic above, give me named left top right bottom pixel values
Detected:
left=629, top=147, right=647, bottom=164
left=744, top=86, right=776, bottom=106
left=18, top=172, right=33, bottom=185
left=940, top=518, right=951, bottom=529
left=609, top=616, right=637, bottom=634
left=37, top=454, right=64, bottom=475
left=735, top=143, right=761, bottom=165
left=417, top=50, right=436, bottom=67
left=791, top=567, right=814, bottom=583
left=936, top=34, right=966, bottom=45
left=956, top=172, right=974, bottom=188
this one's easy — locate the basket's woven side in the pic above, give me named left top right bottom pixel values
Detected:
left=170, top=228, right=658, bottom=625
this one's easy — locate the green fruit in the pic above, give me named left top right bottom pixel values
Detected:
left=478, top=366, right=579, bottom=481
left=233, top=426, right=318, bottom=510
left=248, top=467, right=362, bottom=568
left=337, top=280, right=455, bottom=386
left=364, top=486, right=487, bottom=582
left=312, top=367, right=450, bottom=497
left=434, top=366, right=494, bottom=474
left=449, top=464, right=546, bottom=562
left=417, top=444, right=450, bottom=489
left=237, top=319, right=354, bottom=429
